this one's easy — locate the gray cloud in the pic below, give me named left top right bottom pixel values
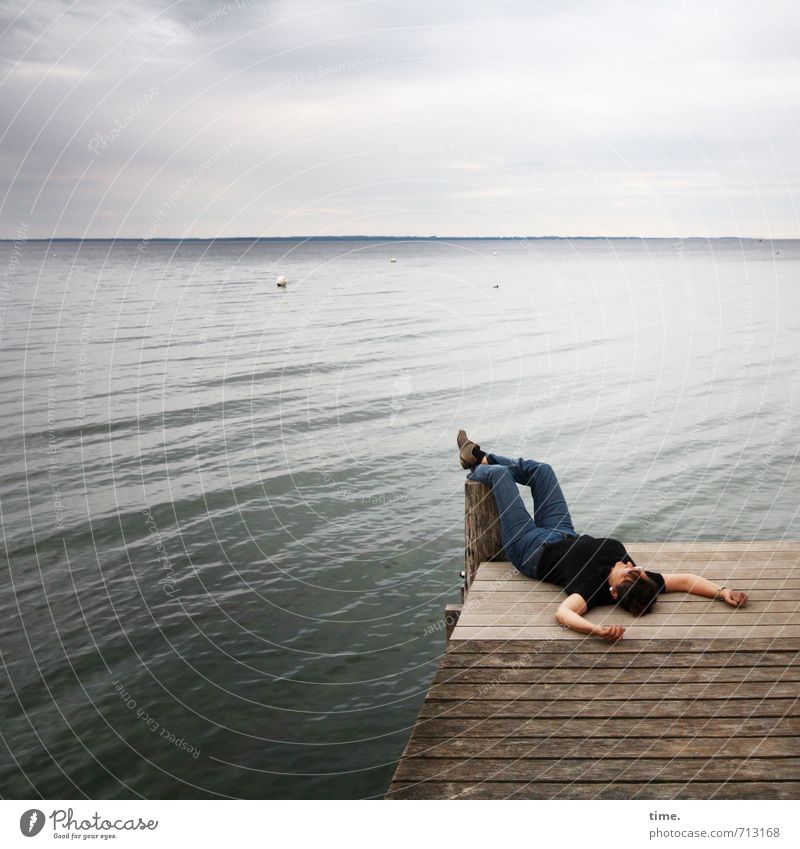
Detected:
left=1, top=0, right=798, bottom=237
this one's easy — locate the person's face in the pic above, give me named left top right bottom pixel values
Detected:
left=608, top=560, right=643, bottom=598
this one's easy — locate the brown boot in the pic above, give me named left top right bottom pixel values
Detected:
left=456, top=429, right=481, bottom=469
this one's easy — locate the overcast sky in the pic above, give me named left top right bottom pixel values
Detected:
left=1, top=0, right=799, bottom=238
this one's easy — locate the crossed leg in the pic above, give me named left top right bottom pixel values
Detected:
left=486, top=453, right=576, bottom=535
left=467, top=455, right=577, bottom=576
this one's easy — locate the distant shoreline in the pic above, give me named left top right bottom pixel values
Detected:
left=0, top=235, right=795, bottom=243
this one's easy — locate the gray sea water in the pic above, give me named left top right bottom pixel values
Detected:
left=0, top=237, right=798, bottom=799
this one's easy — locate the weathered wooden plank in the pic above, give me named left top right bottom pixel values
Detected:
left=483, top=580, right=795, bottom=593
left=474, top=565, right=800, bottom=580
left=386, top=781, right=800, bottom=800
left=432, top=663, right=800, bottom=686
left=476, top=556, right=800, bottom=581
left=468, top=582, right=562, bottom=593
left=461, top=599, right=799, bottom=613
left=624, top=549, right=800, bottom=572
left=440, top=650, right=800, bottom=669
left=477, top=550, right=800, bottom=562
left=427, top=680, right=799, bottom=701
left=392, top=756, right=800, bottom=783
left=451, top=625, right=800, bottom=640
left=628, top=561, right=800, bottom=571
left=403, top=735, right=793, bottom=760
left=445, top=637, right=800, bottom=653
left=457, top=612, right=796, bottom=627
left=454, top=615, right=773, bottom=627
left=467, top=579, right=799, bottom=592
left=470, top=578, right=800, bottom=591
left=408, top=716, right=800, bottom=740
left=475, top=558, right=799, bottom=569
left=418, top=698, right=799, bottom=719
left=627, top=542, right=800, bottom=551
left=475, top=563, right=799, bottom=578
left=469, top=588, right=800, bottom=604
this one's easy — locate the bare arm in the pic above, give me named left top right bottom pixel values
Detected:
left=555, top=593, right=625, bottom=642
left=662, top=573, right=748, bottom=607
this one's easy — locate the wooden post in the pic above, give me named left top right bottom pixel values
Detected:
left=464, top=480, right=506, bottom=589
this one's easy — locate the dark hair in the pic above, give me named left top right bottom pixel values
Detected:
left=615, top=570, right=660, bottom=617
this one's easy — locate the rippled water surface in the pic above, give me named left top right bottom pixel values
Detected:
left=1, top=237, right=798, bottom=798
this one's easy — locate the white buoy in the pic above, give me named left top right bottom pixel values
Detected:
left=276, top=275, right=288, bottom=287
left=390, top=257, right=397, bottom=263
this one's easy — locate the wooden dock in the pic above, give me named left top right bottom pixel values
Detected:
left=386, top=485, right=800, bottom=799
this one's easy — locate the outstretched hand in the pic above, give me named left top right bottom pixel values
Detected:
left=721, top=588, right=748, bottom=608
left=595, top=624, right=625, bottom=642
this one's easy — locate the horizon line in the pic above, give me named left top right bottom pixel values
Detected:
left=0, top=234, right=796, bottom=243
